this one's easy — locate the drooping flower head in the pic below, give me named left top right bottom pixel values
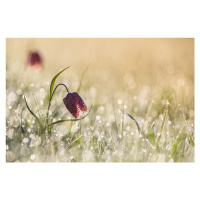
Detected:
left=27, top=51, right=42, bottom=69
left=63, top=92, right=87, bottom=118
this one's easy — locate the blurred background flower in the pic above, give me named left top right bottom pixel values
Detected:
left=27, top=51, right=42, bottom=69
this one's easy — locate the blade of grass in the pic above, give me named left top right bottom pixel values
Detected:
left=127, top=112, right=140, bottom=132
left=155, top=110, right=167, bottom=145
left=170, top=127, right=186, bottom=161
left=23, top=95, right=44, bottom=133
left=49, top=66, right=70, bottom=100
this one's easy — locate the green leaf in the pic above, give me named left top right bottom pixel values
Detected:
left=170, top=128, right=186, bottom=162
left=49, top=66, right=70, bottom=100
left=156, top=111, right=167, bottom=145
left=127, top=112, right=140, bottom=132
left=23, top=95, right=44, bottom=133
left=188, top=133, right=194, bottom=147
left=49, top=106, right=92, bottom=126
left=148, top=126, right=156, bottom=146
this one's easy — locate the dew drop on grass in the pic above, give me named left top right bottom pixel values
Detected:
left=31, top=154, right=35, bottom=160
left=96, top=115, right=101, bottom=120
left=117, top=99, right=122, bottom=105
left=98, top=106, right=105, bottom=113
left=40, top=88, right=45, bottom=93
left=118, top=134, right=122, bottom=139
left=7, top=129, right=14, bottom=139
left=29, top=134, right=34, bottom=139
left=27, top=128, right=31, bottom=133
left=23, top=138, right=29, bottom=143
left=8, top=92, right=17, bottom=102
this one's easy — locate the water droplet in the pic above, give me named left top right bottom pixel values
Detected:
left=168, top=121, right=171, bottom=125
left=7, top=129, right=14, bottom=139
left=40, top=88, right=45, bottom=93
left=23, top=138, right=29, bottom=143
left=96, top=115, right=101, bottom=120
left=29, top=134, right=35, bottom=139
left=118, top=134, right=122, bottom=139
left=16, top=89, right=22, bottom=95
left=117, top=99, right=122, bottom=104
left=31, top=154, right=35, bottom=160
left=8, top=92, right=17, bottom=102
left=106, top=122, right=110, bottom=127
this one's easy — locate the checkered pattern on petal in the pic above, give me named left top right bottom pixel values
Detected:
left=63, top=92, right=87, bottom=118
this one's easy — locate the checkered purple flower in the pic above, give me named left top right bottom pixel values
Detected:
left=63, top=92, right=87, bottom=118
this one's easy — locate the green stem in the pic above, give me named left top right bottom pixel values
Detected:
left=45, top=83, right=69, bottom=133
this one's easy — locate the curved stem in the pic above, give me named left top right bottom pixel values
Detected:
left=45, top=83, right=69, bottom=132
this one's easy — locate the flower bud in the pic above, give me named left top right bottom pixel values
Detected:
left=63, top=92, right=87, bottom=118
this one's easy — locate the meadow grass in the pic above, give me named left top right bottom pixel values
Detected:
left=6, top=38, right=194, bottom=162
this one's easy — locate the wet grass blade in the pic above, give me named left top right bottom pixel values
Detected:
left=170, top=128, right=186, bottom=162
left=127, top=112, right=140, bottom=132
left=148, top=126, right=156, bottom=146
left=23, top=95, right=44, bottom=133
left=50, top=66, right=70, bottom=100
left=156, top=111, right=167, bottom=145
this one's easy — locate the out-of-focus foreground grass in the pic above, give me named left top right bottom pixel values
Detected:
left=6, top=38, right=194, bottom=162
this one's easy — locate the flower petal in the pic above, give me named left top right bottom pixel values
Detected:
left=63, top=92, right=87, bottom=118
